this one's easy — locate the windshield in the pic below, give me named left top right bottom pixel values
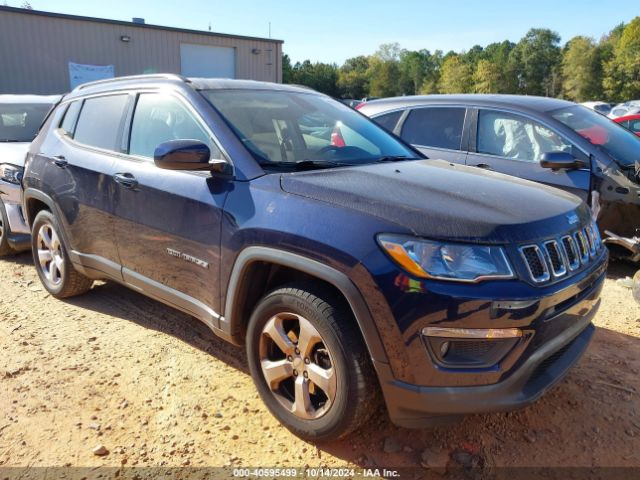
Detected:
left=551, top=105, right=639, bottom=167
left=0, top=103, right=53, bottom=142
left=200, top=89, right=417, bottom=168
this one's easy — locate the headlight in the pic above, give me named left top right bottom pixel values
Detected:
left=0, top=164, right=24, bottom=185
left=378, top=234, right=515, bottom=282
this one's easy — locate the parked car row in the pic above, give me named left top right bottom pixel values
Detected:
left=608, top=100, right=640, bottom=119
left=581, top=101, right=613, bottom=116
left=358, top=94, right=640, bottom=260
left=615, top=114, right=640, bottom=137
left=0, top=75, right=620, bottom=442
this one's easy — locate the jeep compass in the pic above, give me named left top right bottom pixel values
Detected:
left=22, top=75, right=607, bottom=441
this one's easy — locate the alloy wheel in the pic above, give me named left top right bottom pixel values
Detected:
left=36, top=223, right=64, bottom=287
left=259, top=312, right=337, bottom=420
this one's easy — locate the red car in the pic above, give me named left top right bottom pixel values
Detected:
left=614, top=114, right=640, bottom=136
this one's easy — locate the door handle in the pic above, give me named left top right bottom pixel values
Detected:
left=474, top=163, right=492, bottom=170
left=113, top=173, right=138, bottom=188
left=52, top=155, right=68, bottom=168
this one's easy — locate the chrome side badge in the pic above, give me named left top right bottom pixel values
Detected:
left=167, top=248, right=209, bottom=269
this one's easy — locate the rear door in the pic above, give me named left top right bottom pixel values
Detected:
left=110, top=91, right=228, bottom=326
left=467, top=108, right=591, bottom=201
left=396, top=106, right=469, bottom=163
left=36, top=94, right=129, bottom=279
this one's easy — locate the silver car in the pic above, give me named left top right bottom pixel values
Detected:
left=0, top=94, right=60, bottom=255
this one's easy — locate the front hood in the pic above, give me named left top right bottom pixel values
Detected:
left=280, top=160, right=588, bottom=243
left=0, top=143, right=30, bottom=167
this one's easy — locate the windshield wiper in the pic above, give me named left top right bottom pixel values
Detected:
left=371, top=155, right=418, bottom=163
left=257, top=156, right=419, bottom=171
left=0, top=139, right=23, bottom=143
left=258, top=159, right=353, bottom=170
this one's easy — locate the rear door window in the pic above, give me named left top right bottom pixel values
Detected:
left=373, top=111, right=403, bottom=132
left=400, top=107, right=466, bottom=150
left=73, top=95, right=129, bottom=151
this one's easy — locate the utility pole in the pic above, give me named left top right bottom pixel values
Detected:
left=268, top=21, right=271, bottom=39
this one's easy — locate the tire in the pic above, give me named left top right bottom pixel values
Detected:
left=31, top=209, right=93, bottom=298
left=0, top=200, right=16, bottom=257
left=246, top=282, right=380, bottom=441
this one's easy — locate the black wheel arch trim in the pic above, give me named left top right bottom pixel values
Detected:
left=22, top=188, right=57, bottom=227
left=223, top=246, right=390, bottom=365
left=22, top=188, right=76, bottom=260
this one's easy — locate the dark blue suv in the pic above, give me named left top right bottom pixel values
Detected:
left=23, top=75, right=607, bottom=441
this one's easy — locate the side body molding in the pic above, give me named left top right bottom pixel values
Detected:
left=223, top=246, right=390, bottom=365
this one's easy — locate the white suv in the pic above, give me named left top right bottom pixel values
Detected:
left=0, top=94, right=60, bottom=255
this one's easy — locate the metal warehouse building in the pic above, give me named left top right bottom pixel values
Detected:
left=0, top=6, right=283, bottom=94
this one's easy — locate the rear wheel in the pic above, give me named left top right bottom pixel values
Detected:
left=31, top=210, right=93, bottom=298
left=0, top=200, right=16, bottom=257
left=246, top=282, right=379, bottom=441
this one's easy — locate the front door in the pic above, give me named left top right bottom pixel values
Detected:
left=467, top=109, right=591, bottom=201
left=110, top=92, right=229, bottom=326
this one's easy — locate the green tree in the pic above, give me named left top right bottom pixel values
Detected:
left=287, top=60, right=340, bottom=97
left=461, top=45, right=485, bottom=71
left=337, top=56, right=370, bottom=99
left=368, top=57, right=401, bottom=97
left=473, top=59, right=501, bottom=93
left=282, top=54, right=294, bottom=84
left=561, top=36, right=602, bottom=102
left=438, top=55, right=472, bottom=93
left=484, top=41, right=518, bottom=92
left=604, top=17, right=640, bottom=102
left=510, top=28, right=562, bottom=96
left=367, top=43, right=402, bottom=97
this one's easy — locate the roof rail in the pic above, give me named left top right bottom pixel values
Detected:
left=73, top=73, right=190, bottom=92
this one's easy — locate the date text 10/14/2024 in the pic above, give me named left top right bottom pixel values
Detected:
left=232, top=468, right=401, bottom=478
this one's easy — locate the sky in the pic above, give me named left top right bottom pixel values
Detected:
left=15, top=0, right=640, bottom=64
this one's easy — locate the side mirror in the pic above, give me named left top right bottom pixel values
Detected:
left=540, top=151, right=585, bottom=170
left=154, top=139, right=229, bottom=173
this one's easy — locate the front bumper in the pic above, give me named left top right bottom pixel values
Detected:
left=0, top=180, right=31, bottom=250
left=378, top=311, right=595, bottom=428
left=371, top=251, right=606, bottom=427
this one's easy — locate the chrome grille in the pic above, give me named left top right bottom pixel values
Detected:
left=519, top=245, right=550, bottom=282
left=561, top=235, right=580, bottom=271
left=543, top=240, right=566, bottom=277
left=574, top=230, right=589, bottom=264
left=520, top=223, right=602, bottom=284
left=584, top=225, right=597, bottom=257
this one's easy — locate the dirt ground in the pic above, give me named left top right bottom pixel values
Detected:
left=0, top=252, right=639, bottom=476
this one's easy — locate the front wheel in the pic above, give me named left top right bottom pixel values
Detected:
left=246, top=283, right=379, bottom=441
left=31, top=210, right=93, bottom=298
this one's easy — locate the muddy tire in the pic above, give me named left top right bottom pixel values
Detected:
left=31, top=210, right=93, bottom=298
left=246, top=282, right=379, bottom=441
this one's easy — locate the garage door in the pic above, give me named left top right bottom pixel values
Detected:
left=180, top=44, right=236, bottom=78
